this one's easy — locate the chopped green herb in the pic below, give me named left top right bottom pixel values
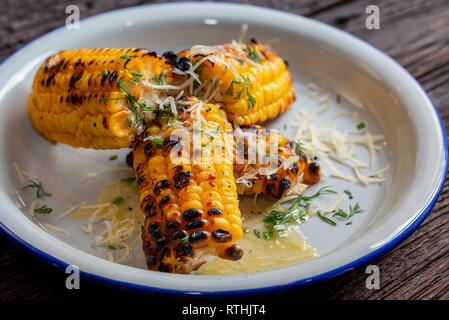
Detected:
left=295, top=141, right=304, bottom=155
left=152, top=72, right=164, bottom=85
left=357, top=122, right=366, bottom=130
left=23, top=180, right=51, bottom=198
left=99, top=69, right=109, bottom=77
left=121, top=176, right=136, bottom=184
left=349, top=202, right=363, bottom=218
left=225, top=74, right=256, bottom=110
left=262, top=187, right=336, bottom=239
left=332, top=209, right=348, bottom=219
left=283, top=124, right=288, bottom=130
left=112, top=196, right=124, bottom=205
left=109, top=155, right=118, bottom=161
left=34, top=204, right=52, bottom=214
left=119, top=53, right=133, bottom=60
left=181, top=234, right=189, bottom=244
left=126, top=117, right=132, bottom=128
left=153, top=138, right=164, bottom=148
left=317, top=211, right=337, bottom=226
left=344, top=190, right=353, bottom=199
left=243, top=46, right=262, bottom=63
left=336, top=94, right=341, bottom=104
left=254, top=229, right=261, bottom=239
left=108, top=245, right=116, bottom=250
left=346, top=222, right=353, bottom=226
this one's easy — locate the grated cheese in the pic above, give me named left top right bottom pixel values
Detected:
left=43, top=223, right=67, bottom=234
left=13, top=162, right=26, bottom=183
left=291, top=85, right=389, bottom=186
left=325, top=195, right=346, bottom=213
left=28, top=199, right=39, bottom=216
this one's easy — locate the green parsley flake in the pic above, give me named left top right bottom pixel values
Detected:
left=109, top=155, right=118, bottom=161
left=23, top=180, right=52, bottom=198
left=112, top=196, right=124, bottom=205
left=357, top=122, right=366, bottom=130
left=34, top=205, right=52, bottom=214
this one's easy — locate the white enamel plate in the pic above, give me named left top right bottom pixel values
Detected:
left=0, top=3, right=446, bottom=294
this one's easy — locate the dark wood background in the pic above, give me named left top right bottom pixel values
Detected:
left=0, top=0, right=448, bottom=301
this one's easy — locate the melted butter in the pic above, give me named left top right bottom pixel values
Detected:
left=70, top=180, right=142, bottom=222
left=75, top=181, right=318, bottom=273
left=196, top=210, right=318, bottom=275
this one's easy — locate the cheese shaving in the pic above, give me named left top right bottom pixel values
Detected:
left=28, top=199, right=38, bottom=216
left=292, top=85, right=389, bottom=185
left=43, top=223, right=67, bottom=234
left=325, top=195, right=346, bottom=213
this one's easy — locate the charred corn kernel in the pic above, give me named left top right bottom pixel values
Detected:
left=233, top=125, right=321, bottom=198
left=134, top=98, right=243, bottom=274
left=28, top=48, right=181, bottom=149
left=179, top=40, right=295, bottom=125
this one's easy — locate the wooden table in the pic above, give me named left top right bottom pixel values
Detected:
left=1, top=0, right=448, bottom=300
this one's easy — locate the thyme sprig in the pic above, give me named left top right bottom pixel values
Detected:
left=262, top=187, right=336, bottom=240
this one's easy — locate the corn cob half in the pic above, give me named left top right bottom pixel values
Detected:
left=28, top=48, right=183, bottom=149
left=134, top=97, right=243, bottom=273
left=234, top=125, right=321, bottom=198
left=178, top=40, right=295, bottom=125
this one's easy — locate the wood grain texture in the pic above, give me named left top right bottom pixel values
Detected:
left=0, top=0, right=448, bottom=300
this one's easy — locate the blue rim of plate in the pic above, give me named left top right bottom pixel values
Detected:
left=0, top=2, right=447, bottom=296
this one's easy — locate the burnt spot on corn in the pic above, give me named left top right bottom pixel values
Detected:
left=147, top=222, right=161, bottom=240
left=266, top=183, right=275, bottom=194
left=174, top=243, right=193, bottom=257
left=108, top=71, right=117, bottom=84
left=207, top=208, right=223, bottom=216
left=308, top=162, right=320, bottom=174
left=153, top=179, right=171, bottom=196
left=186, top=219, right=207, bottom=230
left=268, top=173, right=278, bottom=180
left=162, top=51, right=177, bottom=60
left=183, top=208, right=201, bottom=221
left=143, top=51, right=158, bottom=58
left=158, top=195, right=171, bottom=208
left=158, top=246, right=171, bottom=261
left=158, top=264, right=172, bottom=273
left=189, top=230, right=209, bottom=244
left=146, top=254, right=157, bottom=267
left=102, top=116, right=109, bottom=129
left=170, top=229, right=188, bottom=242
left=223, top=244, right=244, bottom=261
left=212, top=229, right=232, bottom=243
left=142, top=239, right=152, bottom=255
left=74, top=59, right=85, bottom=68
left=126, top=151, right=134, bottom=167
left=69, top=71, right=83, bottom=88
left=173, top=171, right=192, bottom=189
left=165, top=220, right=181, bottom=233
left=137, top=175, right=145, bottom=185
left=45, top=73, right=55, bottom=87
left=154, top=236, right=168, bottom=251
left=278, top=177, right=291, bottom=198
left=173, top=165, right=184, bottom=174
left=143, top=200, right=156, bottom=217
left=163, top=134, right=181, bottom=151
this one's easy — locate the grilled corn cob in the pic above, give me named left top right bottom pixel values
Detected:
left=178, top=40, right=295, bottom=125
left=134, top=97, right=243, bottom=273
left=28, top=48, right=183, bottom=149
left=234, top=125, right=321, bottom=198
